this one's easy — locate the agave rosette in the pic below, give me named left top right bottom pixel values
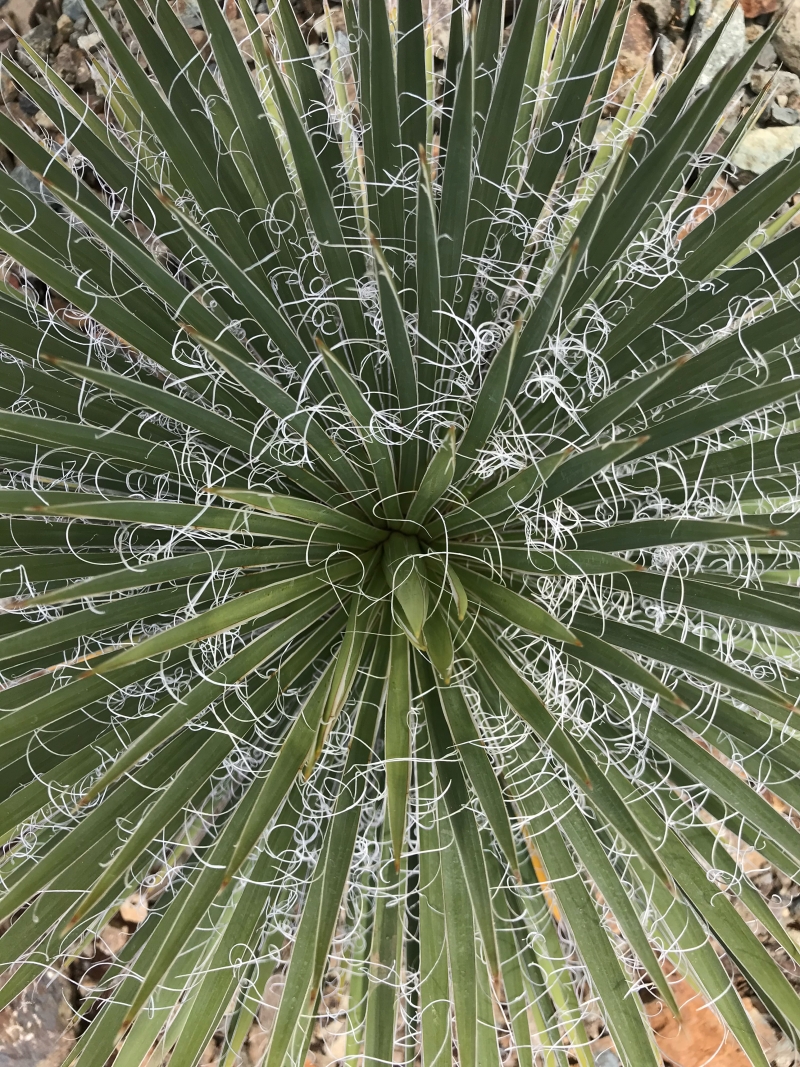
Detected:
left=0, top=0, right=800, bottom=1062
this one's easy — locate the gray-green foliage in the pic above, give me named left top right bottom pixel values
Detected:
left=0, top=0, right=799, bottom=1063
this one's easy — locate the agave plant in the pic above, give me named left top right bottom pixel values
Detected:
left=3, top=0, right=800, bottom=1061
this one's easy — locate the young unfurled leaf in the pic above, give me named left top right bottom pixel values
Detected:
left=382, top=531, right=429, bottom=641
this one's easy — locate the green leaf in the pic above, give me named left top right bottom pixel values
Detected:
left=456, top=323, right=521, bottom=479
left=311, top=590, right=382, bottom=766
left=385, top=628, right=411, bottom=868
left=403, top=426, right=457, bottom=531
left=618, top=570, right=800, bottom=633
left=20, top=546, right=313, bottom=608
left=415, top=150, right=442, bottom=406
left=154, top=192, right=315, bottom=388
left=205, top=488, right=384, bottom=545
left=383, top=532, right=429, bottom=641
left=415, top=726, right=452, bottom=1067
left=567, top=627, right=683, bottom=706
left=222, top=658, right=336, bottom=886
left=417, top=654, right=500, bottom=976
left=536, top=774, right=680, bottom=1016
left=438, top=36, right=475, bottom=320
left=453, top=564, right=577, bottom=643
left=178, top=328, right=374, bottom=508
left=92, top=556, right=363, bottom=673
left=440, top=448, right=570, bottom=536
left=571, top=611, right=793, bottom=713
left=360, top=0, right=405, bottom=276
left=467, top=623, right=588, bottom=782
left=423, top=604, right=455, bottom=683
left=369, top=235, right=418, bottom=493
left=263, top=638, right=387, bottom=1067
left=438, top=814, right=478, bottom=1067
left=26, top=497, right=368, bottom=546
left=0, top=410, right=181, bottom=476
left=531, top=822, right=661, bottom=1067
left=574, top=355, right=690, bottom=440
left=83, top=598, right=345, bottom=802
left=435, top=677, right=518, bottom=869
left=541, top=437, right=648, bottom=503
left=628, top=374, right=800, bottom=461
left=317, top=340, right=402, bottom=522
left=575, top=518, right=788, bottom=551
left=362, top=831, right=404, bottom=1067
left=606, top=752, right=800, bottom=1045
left=636, top=862, right=771, bottom=1067
left=264, top=48, right=367, bottom=347
left=441, top=542, right=637, bottom=575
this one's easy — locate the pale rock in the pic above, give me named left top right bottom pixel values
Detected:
left=76, top=973, right=97, bottom=999
left=97, top=924, right=128, bottom=957
left=753, top=32, right=777, bottom=69
left=687, top=0, right=746, bottom=87
left=76, top=29, right=100, bottom=50
left=750, top=68, right=800, bottom=96
left=731, top=126, right=800, bottom=176
left=173, top=0, right=202, bottom=29
left=772, top=103, right=799, bottom=124
left=119, top=893, right=148, bottom=924
left=73, top=49, right=92, bottom=89
left=314, top=3, right=345, bottom=37
left=33, top=108, right=56, bottom=129
left=775, top=0, right=800, bottom=74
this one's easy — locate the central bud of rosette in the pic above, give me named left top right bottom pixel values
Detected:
left=379, top=531, right=465, bottom=685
